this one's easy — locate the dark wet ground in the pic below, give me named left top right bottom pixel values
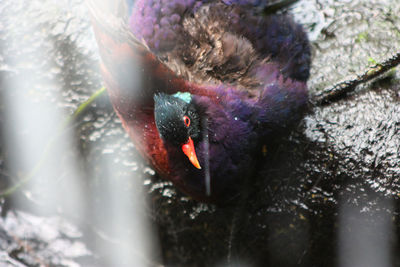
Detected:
left=1, top=0, right=400, bottom=266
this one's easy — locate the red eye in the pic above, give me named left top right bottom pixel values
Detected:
left=183, top=115, right=190, bottom=127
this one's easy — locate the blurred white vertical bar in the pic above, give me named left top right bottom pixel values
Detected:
left=338, top=197, right=393, bottom=267
left=86, top=0, right=159, bottom=265
left=93, top=151, right=158, bottom=266
left=2, top=1, right=84, bottom=217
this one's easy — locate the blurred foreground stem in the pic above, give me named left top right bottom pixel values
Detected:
left=0, top=87, right=107, bottom=197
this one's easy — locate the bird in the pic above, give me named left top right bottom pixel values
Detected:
left=87, top=0, right=311, bottom=203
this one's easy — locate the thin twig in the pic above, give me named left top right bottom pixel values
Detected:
left=263, top=0, right=300, bottom=15
left=313, top=52, right=400, bottom=106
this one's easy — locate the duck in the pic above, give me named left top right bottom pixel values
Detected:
left=87, top=0, right=311, bottom=203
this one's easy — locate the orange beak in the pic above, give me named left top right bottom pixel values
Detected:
left=181, top=137, right=201, bottom=169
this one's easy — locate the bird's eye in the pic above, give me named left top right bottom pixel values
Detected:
left=183, top=115, right=190, bottom=127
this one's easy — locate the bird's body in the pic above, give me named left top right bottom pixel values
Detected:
left=88, top=0, right=311, bottom=202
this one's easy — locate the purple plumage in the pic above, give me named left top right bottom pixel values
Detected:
left=130, top=0, right=310, bottom=81
left=133, top=0, right=311, bottom=202
left=90, top=0, right=311, bottom=202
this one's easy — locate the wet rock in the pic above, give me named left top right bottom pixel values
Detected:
left=0, top=0, right=400, bottom=266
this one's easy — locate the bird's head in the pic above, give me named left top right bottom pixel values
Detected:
left=154, top=92, right=203, bottom=169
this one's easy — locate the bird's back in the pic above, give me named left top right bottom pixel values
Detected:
left=130, top=0, right=310, bottom=91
